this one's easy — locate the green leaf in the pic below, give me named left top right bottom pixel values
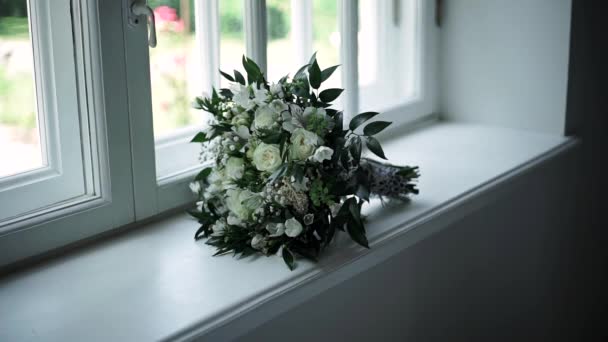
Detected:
left=308, top=51, right=318, bottom=65
left=195, top=167, right=212, bottom=181
left=333, top=111, right=344, bottom=131
left=242, top=55, right=261, bottom=83
left=219, top=70, right=235, bottom=82
left=190, top=132, right=207, bottom=143
left=363, top=121, right=392, bottom=136
left=308, top=60, right=322, bottom=89
left=234, top=70, right=246, bottom=84
left=321, top=65, right=340, bottom=82
left=282, top=247, right=296, bottom=270
left=356, top=184, right=370, bottom=202
left=294, top=63, right=310, bottom=80
left=349, top=112, right=380, bottom=131
left=194, top=225, right=208, bottom=240
left=366, top=136, right=387, bottom=160
left=192, top=97, right=204, bottom=110
left=346, top=218, right=369, bottom=248
left=349, top=136, right=362, bottom=162
left=319, top=88, right=344, bottom=103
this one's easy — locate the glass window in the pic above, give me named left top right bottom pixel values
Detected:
left=148, top=0, right=204, bottom=139
left=266, top=0, right=294, bottom=82
left=312, top=0, right=340, bottom=88
left=0, top=3, right=44, bottom=178
left=219, top=0, right=246, bottom=89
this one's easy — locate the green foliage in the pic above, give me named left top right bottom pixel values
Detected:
left=349, top=112, right=380, bottom=131
left=267, top=5, right=289, bottom=40
left=310, top=179, right=334, bottom=207
left=0, top=16, right=29, bottom=38
left=363, top=121, right=391, bottom=136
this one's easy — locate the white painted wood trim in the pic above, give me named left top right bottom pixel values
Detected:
left=0, top=0, right=135, bottom=267
left=244, top=0, right=267, bottom=73
left=340, top=0, right=359, bottom=119
left=291, top=0, right=312, bottom=66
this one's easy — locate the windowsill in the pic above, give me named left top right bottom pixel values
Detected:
left=0, top=121, right=575, bottom=341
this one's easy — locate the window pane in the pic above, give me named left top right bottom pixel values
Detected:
left=358, top=0, right=379, bottom=87
left=312, top=0, right=340, bottom=88
left=358, top=0, right=416, bottom=111
left=219, top=0, right=246, bottom=89
left=266, top=0, right=293, bottom=82
left=149, top=1, right=203, bottom=139
left=0, top=4, right=44, bottom=179
left=265, top=1, right=340, bottom=86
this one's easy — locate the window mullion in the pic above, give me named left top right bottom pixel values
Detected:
left=290, top=0, right=312, bottom=66
left=195, top=0, right=220, bottom=94
left=244, top=0, right=267, bottom=74
left=340, top=0, right=359, bottom=119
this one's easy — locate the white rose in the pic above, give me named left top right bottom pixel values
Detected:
left=289, top=128, right=319, bottom=161
left=225, top=189, right=254, bottom=221
left=253, top=105, right=278, bottom=130
left=266, top=222, right=285, bottom=237
left=252, top=143, right=282, bottom=172
left=269, top=99, right=288, bottom=114
left=284, top=218, right=303, bottom=237
left=225, top=157, right=245, bottom=180
left=251, top=234, right=267, bottom=250
left=310, top=146, right=334, bottom=163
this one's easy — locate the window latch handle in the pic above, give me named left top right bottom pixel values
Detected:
left=131, top=1, right=157, bottom=48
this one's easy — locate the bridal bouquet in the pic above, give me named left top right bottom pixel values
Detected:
left=189, top=54, right=419, bottom=270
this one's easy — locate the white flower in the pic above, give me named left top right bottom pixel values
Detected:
left=231, top=84, right=254, bottom=110
left=284, top=217, right=303, bottom=237
left=226, top=189, right=255, bottom=221
left=251, top=234, right=267, bottom=250
left=310, top=146, right=334, bottom=163
left=225, top=157, right=245, bottom=179
left=254, top=105, right=278, bottom=130
left=252, top=84, right=269, bottom=106
left=189, top=181, right=201, bottom=194
left=289, top=128, right=320, bottom=161
left=227, top=213, right=244, bottom=226
left=252, top=143, right=282, bottom=172
left=269, top=99, right=288, bottom=114
left=232, top=125, right=251, bottom=139
left=269, top=83, right=284, bottom=98
left=292, top=176, right=310, bottom=192
left=304, top=213, right=314, bottom=225
left=266, top=222, right=285, bottom=237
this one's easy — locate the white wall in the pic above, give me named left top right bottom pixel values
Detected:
left=440, top=0, right=572, bottom=134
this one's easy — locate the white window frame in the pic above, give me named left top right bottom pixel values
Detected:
left=0, top=0, right=89, bottom=223
left=124, top=0, right=437, bottom=219
left=0, top=0, right=437, bottom=268
left=0, top=0, right=135, bottom=268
